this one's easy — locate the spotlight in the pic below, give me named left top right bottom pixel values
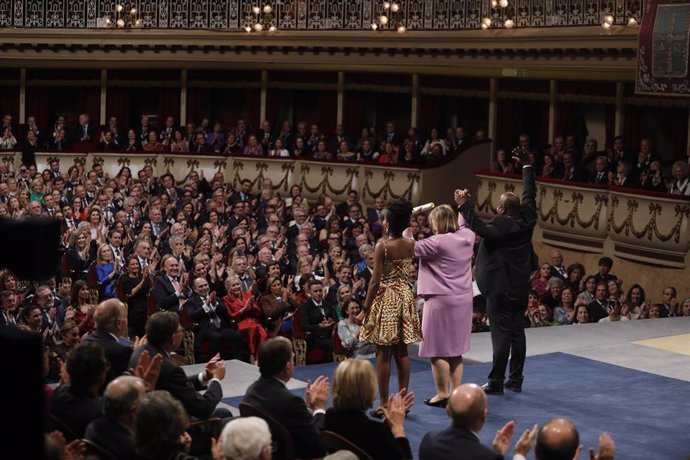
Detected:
left=604, top=14, right=614, bottom=24
left=116, top=18, right=125, bottom=27
left=371, top=23, right=378, bottom=30
left=397, top=25, right=406, bottom=33
left=254, top=22, right=263, bottom=31
left=380, top=15, right=388, bottom=25
left=115, top=4, right=123, bottom=13
left=499, top=0, right=508, bottom=8
left=504, top=18, right=515, bottom=28
left=391, top=3, right=400, bottom=12
left=263, top=5, right=272, bottom=14
left=491, top=0, right=498, bottom=7
left=482, top=17, right=492, bottom=26
left=383, top=2, right=391, bottom=9
left=252, top=6, right=261, bottom=15
left=602, top=21, right=611, bottom=29
left=245, top=26, right=252, bottom=32
left=130, top=7, right=137, bottom=15
left=627, top=17, right=638, bottom=27
left=268, top=25, right=277, bottom=32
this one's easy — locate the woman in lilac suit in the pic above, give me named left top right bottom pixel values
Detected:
left=413, top=204, right=475, bottom=408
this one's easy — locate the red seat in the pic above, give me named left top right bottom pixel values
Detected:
left=115, top=275, right=126, bottom=302
left=61, top=253, right=70, bottom=278
left=146, top=291, right=158, bottom=316
left=87, top=262, right=98, bottom=288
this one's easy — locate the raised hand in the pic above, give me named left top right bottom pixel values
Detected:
left=514, top=424, right=538, bottom=457
left=589, top=433, right=615, bottom=460
left=305, top=375, right=329, bottom=411
left=492, top=420, right=516, bottom=456
left=382, top=393, right=406, bottom=437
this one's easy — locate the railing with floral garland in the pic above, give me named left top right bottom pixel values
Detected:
left=1, top=0, right=644, bottom=30
left=475, top=170, right=690, bottom=268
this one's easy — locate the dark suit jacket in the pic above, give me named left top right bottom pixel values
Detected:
left=129, top=343, right=222, bottom=420
left=49, top=385, right=103, bottom=440
left=185, top=294, right=234, bottom=347
left=459, top=165, right=537, bottom=297
left=243, top=376, right=325, bottom=459
left=300, top=299, right=336, bottom=339
left=549, top=265, right=567, bottom=281
left=324, top=409, right=412, bottom=460
left=587, top=299, right=609, bottom=323
left=83, top=329, right=133, bottom=382
left=152, top=275, right=190, bottom=313
left=420, top=425, right=503, bottom=460
left=85, top=416, right=135, bottom=460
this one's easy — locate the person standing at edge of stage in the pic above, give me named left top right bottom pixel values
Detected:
left=404, top=204, right=475, bottom=408
left=455, top=150, right=537, bottom=395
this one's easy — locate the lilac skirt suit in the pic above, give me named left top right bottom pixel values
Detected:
left=415, top=217, right=475, bottom=358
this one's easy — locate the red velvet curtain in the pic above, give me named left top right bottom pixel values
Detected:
left=0, top=86, right=20, bottom=121
left=343, top=91, right=366, bottom=135
left=555, top=102, right=574, bottom=139
left=265, top=89, right=281, bottom=126
left=245, top=89, right=260, bottom=131
left=158, top=87, right=180, bottom=128
left=496, top=98, right=519, bottom=151
left=186, top=87, right=202, bottom=126
left=106, top=86, right=130, bottom=129
left=79, top=86, right=101, bottom=126
left=318, top=91, right=337, bottom=134
left=497, top=99, right=548, bottom=151
left=670, top=107, right=688, bottom=160
left=622, top=104, right=643, bottom=155
left=417, top=94, right=440, bottom=135
left=604, top=104, right=616, bottom=149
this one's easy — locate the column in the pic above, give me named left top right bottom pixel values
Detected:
left=615, top=82, right=624, bottom=136
left=336, top=72, right=344, bottom=125
left=411, top=74, right=419, bottom=128
left=100, top=69, right=107, bottom=125
left=488, top=78, right=497, bottom=156
left=259, top=70, right=268, bottom=123
left=180, top=69, right=188, bottom=126
left=548, top=80, right=557, bottom=142
left=19, top=69, right=26, bottom=124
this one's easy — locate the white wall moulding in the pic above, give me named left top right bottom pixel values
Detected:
left=476, top=171, right=690, bottom=268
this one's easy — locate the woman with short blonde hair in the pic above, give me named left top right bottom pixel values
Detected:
left=428, top=204, right=459, bottom=235
left=325, top=359, right=413, bottom=459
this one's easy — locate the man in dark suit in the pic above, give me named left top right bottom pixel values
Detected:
left=231, top=179, right=256, bottom=204
left=420, top=383, right=536, bottom=460
left=129, top=311, right=229, bottom=420
left=71, top=113, right=96, bottom=147
left=49, top=342, right=107, bottom=440
left=85, top=375, right=146, bottom=460
left=457, top=152, right=537, bottom=394
left=152, top=256, right=191, bottom=313
left=186, top=277, right=243, bottom=360
left=587, top=282, right=610, bottom=323
left=243, top=337, right=328, bottom=459
left=0, top=290, right=19, bottom=328
left=300, top=280, right=336, bottom=355
left=83, top=299, right=134, bottom=383
left=336, top=190, right=359, bottom=219
left=548, top=250, right=567, bottom=281
left=593, top=256, right=617, bottom=285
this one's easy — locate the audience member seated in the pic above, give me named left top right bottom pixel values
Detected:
left=85, top=375, right=146, bottom=459
left=301, top=279, right=336, bottom=360
left=83, top=299, right=134, bottom=382
left=540, top=277, right=563, bottom=310
left=572, top=304, right=591, bottom=325
left=587, top=282, right=610, bottom=323
left=593, top=257, right=617, bottom=285
left=222, top=275, right=268, bottom=364
left=133, top=390, right=195, bottom=460
left=216, top=417, right=272, bottom=460
left=337, top=299, right=376, bottom=358
left=49, top=342, right=107, bottom=440
left=186, top=276, right=243, bottom=360
left=242, top=337, right=328, bottom=459
left=153, top=255, right=191, bottom=313
left=129, top=311, right=230, bottom=420
left=419, top=383, right=535, bottom=460
left=324, top=359, right=413, bottom=460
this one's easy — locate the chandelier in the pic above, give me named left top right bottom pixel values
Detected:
left=102, top=4, right=143, bottom=28
left=482, top=0, right=514, bottom=29
left=245, top=4, right=277, bottom=33
left=372, top=2, right=408, bottom=33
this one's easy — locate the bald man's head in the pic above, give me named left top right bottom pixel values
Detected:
left=447, top=384, right=488, bottom=432
left=94, top=299, right=127, bottom=335
left=535, top=418, right=579, bottom=460
left=103, top=376, right=146, bottom=424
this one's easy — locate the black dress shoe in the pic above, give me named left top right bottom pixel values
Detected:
left=504, top=381, right=522, bottom=393
left=423, top=397, right=448, bottom=408
left=481, top=383, right=504, bottom=395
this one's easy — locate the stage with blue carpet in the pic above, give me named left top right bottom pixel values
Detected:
left=222, top=350, right=690, bottom=459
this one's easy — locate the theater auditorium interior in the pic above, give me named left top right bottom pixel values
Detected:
left=0, top=1, right=689, bottom=459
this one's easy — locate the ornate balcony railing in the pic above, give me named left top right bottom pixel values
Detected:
left=1, top=0, right=644, bottom=30
left=475, top=170, right=690, bottom=268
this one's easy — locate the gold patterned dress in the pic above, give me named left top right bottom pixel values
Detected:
left=359, top=242, right=423, bottom=346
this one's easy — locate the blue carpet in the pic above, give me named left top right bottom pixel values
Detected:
left=223, top=352, right=690, bottom=459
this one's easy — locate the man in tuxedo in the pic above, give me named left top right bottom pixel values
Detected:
left=0, top=291, right=19, bottom=328
left=286, top=208, right=308, bottom=241
left=420, top=383, right=535, bottom=460
left=243, top=337, right=328, bottom=459
left=85, top=375, right=146, bottom=460
left=83, top=299, right=134, bottom=383
left=593, top=256, right=617, bottom=285
left=548, top=250, right=567, bottom=281
left=590, top=156, right=611, bottom=185
left=587, top=282, right=610, bottom=323
left=608, top=135, right=633, bottom=169
left=152, top=256, right=191, bottom=313
left=72, top=113, right=96, bottom=146
left=231, top=179, right=255, bottom=204
left=383, top=121, right=402, bottom=147
left=328, top=124, right=352, bottom=154
left=457, top=152, right=537, bottom=394
left=300, top=280, right=336, bottom=356
left=257, top=120, right=275, bottom=151
left=129, top=311, right=230, bottom=420
left=186, top=277, right=243, bottom=360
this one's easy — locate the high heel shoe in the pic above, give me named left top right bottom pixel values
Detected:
left=423, top=397, right=448, bottom=408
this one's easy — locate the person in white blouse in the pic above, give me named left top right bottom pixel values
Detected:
left=337, top=299, right=375, bottom=358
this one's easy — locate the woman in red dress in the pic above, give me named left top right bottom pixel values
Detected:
left=223, top=275, right=267, bottom=364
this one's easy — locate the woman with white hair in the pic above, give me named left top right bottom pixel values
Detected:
left=216, top=416, right=272, bottom=460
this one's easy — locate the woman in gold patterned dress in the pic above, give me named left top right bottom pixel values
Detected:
left=359, top=200, right=422, bottom=417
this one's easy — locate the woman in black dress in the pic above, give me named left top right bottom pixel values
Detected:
left=121, top=256, right=152, bottom=338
